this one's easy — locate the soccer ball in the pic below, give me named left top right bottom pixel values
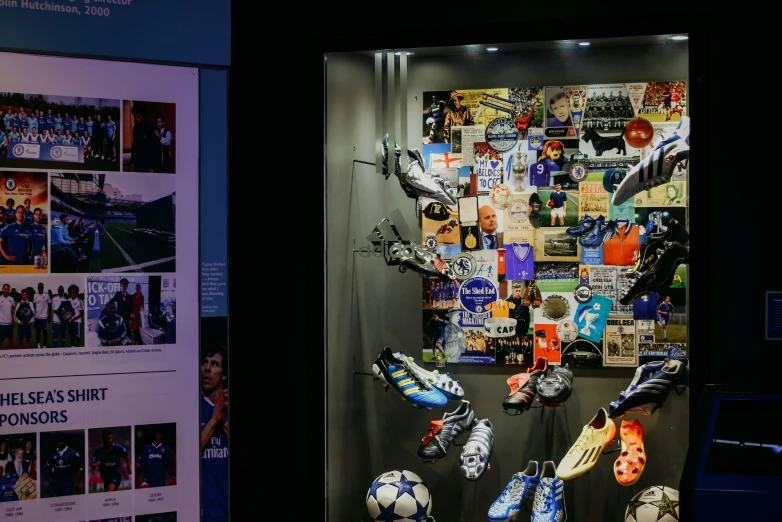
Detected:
left=625, top=485, right=680, bottom=522
left=556, top=319, right=578, bottom=342
left=366, top=469, right=432, bottom=521
left=625, top=117, right=655, bottom=149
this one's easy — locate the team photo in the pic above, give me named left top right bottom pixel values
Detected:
left=0, top=94, right=120, bottom=171
left=0, top=172, right=49, bottom=274
left=86, top=275, right=176, bottom=347
left=88, top=426, right=133, bottom=494
left=41, top=430, right=85, bottom=498
left=122, top=101, right=176, bottom=174
left=0, top=433, right=37, bottom=502
left=0, top=275, right=86, bottom=349
left=50, top=173, right=176, bottom=273
left=134, top=423, right=177, bottom=489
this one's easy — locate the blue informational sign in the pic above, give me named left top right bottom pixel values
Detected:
left=458, top=277, right=498, bottom=314
left=0, top=0, right=230, bottom=67
left=766, top=291, right=782, bottom=340
left=8, top=143, right=84, bottom=163
left=199, top=69, right=228, bottom=317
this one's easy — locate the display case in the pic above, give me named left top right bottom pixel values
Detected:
left=324, top=28, right=702, bottom=522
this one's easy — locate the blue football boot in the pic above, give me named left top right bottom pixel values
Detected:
left=417, top=400, right=474, bottom=463
left=372, top=347, right=448, bottom=409
left=489, top=461, right=540, bottom=521
left=531, top=461, right=566, bottom=522
left=566, top=214, right=603, bottom=237
left=609, top=345, right=688, bottom=418
left=578, top=217, right=616, bottom=248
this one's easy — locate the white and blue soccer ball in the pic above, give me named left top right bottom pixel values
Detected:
left=625, top=485, right=680, bottom=522
left=366, top=469, right=432, bottom=522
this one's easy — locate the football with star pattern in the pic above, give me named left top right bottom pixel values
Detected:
left=625, top=485, right=680, bottom=522
left=366, top=469, right=432, bottom=521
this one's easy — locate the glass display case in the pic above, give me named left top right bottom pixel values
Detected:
left=324, top=31, right=699, bottom=522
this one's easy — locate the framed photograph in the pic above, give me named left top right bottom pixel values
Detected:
left=602, top=316, right=639, bottom=367
left=534, top=227, right=582, bottom=262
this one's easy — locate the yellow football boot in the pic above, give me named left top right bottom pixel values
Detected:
left=556, top=407, right=616, bottom=480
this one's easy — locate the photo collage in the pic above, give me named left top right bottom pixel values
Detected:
left=420, top=82, right=688, bottom=368
left=0, top=93, right=177, bottom=349
left=0, top=423, right=177, bottom=521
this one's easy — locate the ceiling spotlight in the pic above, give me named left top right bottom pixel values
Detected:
left=395, top=51, right=414, bottom=55
left=578, top=41, right=590, bottom=46
left=669, top=35, right=689, bottom=40
left=487, top=47, right=498, bottom=51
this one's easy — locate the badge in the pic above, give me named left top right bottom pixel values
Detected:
left=507, top=197, right=529, bottom=224
left=451, top=252, right=477, bottom=280
left=573, top=284, right=594, bottom=304
left=458, top=277, right=498, bottom=314
left=541, top=294, right=570, bottom=321
left=490, top=184, right=512, bottom=210
left=603, top=168, right=627, bottom=193
left=425, top=232, right=437, bottom=252
left=569, top=161, right=589, bottom=182
left=528, top=134, right=543, bottom=150
left=485, top=117, right=519, bottom=153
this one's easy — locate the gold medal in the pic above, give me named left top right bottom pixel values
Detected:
left=465, top=228, right=477, bottom=249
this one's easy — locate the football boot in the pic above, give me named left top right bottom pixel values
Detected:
left=460, top=418, right=495, bottom=481
left=627, top=218, right=689, bottom=276
left=566, top=214, right=604, bottom=237
left=556, top=407, right=617, bottom=480
left=488, top=461, right=540, bottom=521
left=536, top=364, right=574, bottom=408
left=522, top=280, right=543, bottom=308
left=394, top=351, right=464, bottom=400
left=619, top=241, right=689, bottom=305
left=531, top=461, right=566, bottom=522
left=578, top=217, right=617, bottom=248
left=609, top=345, right=689, bottom=418
left=612, top=135, right=690, bottom=206
left=614, top=419, right=646, bottom=486
left=417, top=400, right=474, bottom=463
left=503, top=357, right=547, bottom=415
left=371, top=347, right=448, bottom=409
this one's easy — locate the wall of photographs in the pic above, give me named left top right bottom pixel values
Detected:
left=419, top=82, right=688, bottom=369
left=0, top=52, right=200, bottom=522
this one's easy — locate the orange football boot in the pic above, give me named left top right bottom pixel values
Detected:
left=614, top=419, right=646, bottom=486
left=506, top=356, right=548, bottom=396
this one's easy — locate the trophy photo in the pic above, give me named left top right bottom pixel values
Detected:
left=512, top=152, right=527, bottom=191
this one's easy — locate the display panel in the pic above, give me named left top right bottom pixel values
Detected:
left=0, top=51, right=199, bottom=522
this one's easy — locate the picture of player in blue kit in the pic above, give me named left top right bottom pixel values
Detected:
left=135, top=424, right=176, bottom=489
left=201, top=335, right=228, bottom=522
left=89, top=428, right=132, bottom=493
left=41, top=430, right=84, bottom=498
left=657, top=295, right=674, bottom=341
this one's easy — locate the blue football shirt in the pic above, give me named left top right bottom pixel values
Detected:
left=46, top=446, right=82, bottom=483
left=0, top=224, right=31, bottom=264
left=201, top=396, right=229, bottom=521
left=0, top=474, right=18, bottom=502
left=105, top=121, right=116, bottom=138
left=54, top=117, right=62, bottom=132
left=138, top=442, right=175, bottom=487
left=30, top=223, right=46, bottom=257
left=92, top=443, right=128, bottom=480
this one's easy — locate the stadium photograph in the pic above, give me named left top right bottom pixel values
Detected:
left=0, top=432, right=37, bottom=503
left=0, top=172, right=49, bottom=274
left=86, top=275, right=176, bottom=347
left=87, top=426, right=132, bottom=494
left=0, top=93, right=120, bottom=171
left=0, top=275, right=86, bottom=349
left=122, top=100, right=176, bottom=174
left=40, top=429, right=85, bottom=498
left=50, top=173, right=176, bottom=273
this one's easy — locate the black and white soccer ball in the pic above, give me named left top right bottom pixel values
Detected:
left=625, top=485, right=680, bottom=522
left=366, top=469, right=432, bottom=522
left=556, top=319, right=578, bottom=342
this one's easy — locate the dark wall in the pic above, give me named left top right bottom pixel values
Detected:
left=245, top=3, right=771, bottom=520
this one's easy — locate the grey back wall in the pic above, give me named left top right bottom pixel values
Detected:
left=326, top=44, right=689, bottom=522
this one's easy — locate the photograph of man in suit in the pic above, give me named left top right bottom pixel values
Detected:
left=479, top=205, right=503, bottom=249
